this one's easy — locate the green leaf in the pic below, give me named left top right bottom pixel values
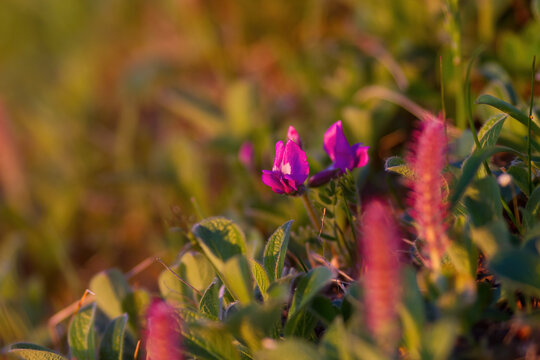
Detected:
left=475, top=114, right=507, bottom=150
left=68, top=303, right=97, bottom=360
left=420, top=319, right=459, bottom=360
left=490, top=249, right=540, bottom=296
left=199, top=280, right=220, bottom=320
left=479, top=63, right=519, bottom=105
left=285, top=267, right=333, bottom=336
left=476, top=95, right=540, bottom=151
left=98, top=314, right=131, bottom=360
left=470, top=220, right=510, bottom=259
left=179, top=252, right=216, bottom=291
left=321, top=317, right=386, bottom=360
left=309, top=295, right=339, bottom=325
left=225, top=302, right=283, bottom=351
left=263, top=220, right=293, bottom=281
left=476, top=94, right=539, bottom=131
left=508, top=165, right=531, bottom=196
left=158, top=252, right=214, bottom=303
left=464, top=177, right=502, bottom=226
left=221, top=255, right=253, bottom=304
left=122, top=289, right=150, bottom=334
left=8, top=349, right=67, bottom=360
left=384, top=156, right=414, bottom=179
left=250, top=259, right=270, bottom=300
left=8, top=345, right=67, bottom=360
left=256, top=340, right=322, bottom=360
left=192, top=217, right=247, bottom=264
left=183, top=323, right=241, bottom=360
left=451, top=146, right=517, bottom=207
left=89, top=269, right=131, bottom=320
left=398, top=267, right=425, bottom=359
left=526, top=186, right=540, bottom=216
left=284, top=309, right=319, bottom=338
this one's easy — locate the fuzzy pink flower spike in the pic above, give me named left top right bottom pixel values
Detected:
left=145, top=299, right=183, bottom=360
left=409, top=115, right=449, bottom=271
left=361, top=199, right=402, bottom=352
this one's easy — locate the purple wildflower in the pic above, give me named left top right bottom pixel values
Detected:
left=287, top=126, right=303, bottom=148
left=309, top=121, right=369, bottom=187
left=262, top=140, right=309, bottom=195
left=324, top=120, right=369, bottom=171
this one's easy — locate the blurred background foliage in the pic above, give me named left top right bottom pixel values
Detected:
left=0, top=0, right=539, bottom=348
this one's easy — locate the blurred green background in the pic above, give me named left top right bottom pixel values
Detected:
left=0, top=0, right=539, bottom=347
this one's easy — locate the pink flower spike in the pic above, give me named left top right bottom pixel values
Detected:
left=360, top=199, right=401, bottom=352
left=145, top=299, right=183, bottom=360
left=262, top=140, right=309, bottom=195
left=287, top=126, right=303, bottom=148
left=409, top=115, right=449, bottom=270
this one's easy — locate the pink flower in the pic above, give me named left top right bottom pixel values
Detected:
left=324, top=121, right=369, bottom=171
left=145, top=300, right=183, bottom=360
left=309, top=121, right=369, bottom=186
left=262, top=140, right=309, bottom=195
left=287, top=126, right=303, bottom=148
left=409, top=115, right=448, bottom=270
left=360, top=199, right=401, bottom=351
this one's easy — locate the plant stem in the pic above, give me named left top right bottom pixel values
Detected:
left=301, top=192, right=321, bottom=232
left=528, top=56, right=536, bottom=196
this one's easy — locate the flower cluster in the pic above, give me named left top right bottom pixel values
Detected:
left=145, top=299, right=183, bottom=360
left=360, top=199, right=402, bottom=352
left=262, top=122, right=370, bottom=194
left=408, top=115, right=449, bottom=270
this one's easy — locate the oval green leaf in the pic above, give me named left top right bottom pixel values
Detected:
left=263, top=220, right=293, bottom=281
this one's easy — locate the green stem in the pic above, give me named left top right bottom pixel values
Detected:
left=301, top=192, right=321, bottom=232
left=528, top=56, right=536, bottom=196
left=501, top=198, right=520, bottom=233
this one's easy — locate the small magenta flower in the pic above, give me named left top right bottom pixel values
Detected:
left=324, top=121, right=369, bottom=171
left=145, top=299, right=183, bottom=360
left=287, top=126, right=303, bottom=148
left=262, top=139, right=309, bottom=195
left=309, top=121, right=369, bottom=186
left=409, top=115, right=448, bottom=270
left=360, top=199, right=401, bottom=352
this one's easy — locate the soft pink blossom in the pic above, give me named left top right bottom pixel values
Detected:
left=360, top=199, right=401, bottom=351
left=145, top=299, right=183, bottom=360
left=409, top=115, right=449, bottom=270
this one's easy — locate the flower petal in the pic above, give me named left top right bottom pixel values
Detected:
left=287, top=126, right=302, bottom=148
left=351, top=143, right=369, bottom=168
left=280, top=140, right=309, bottom=184
left=262, top=170, right=285, bottom=194
left=323, top=121, right=353, bottom=170
left=272, top=141, right=285, bottom=171
left=307, top=167, right=341, bottom=187
left=280, top=177, right=298, bottom=194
